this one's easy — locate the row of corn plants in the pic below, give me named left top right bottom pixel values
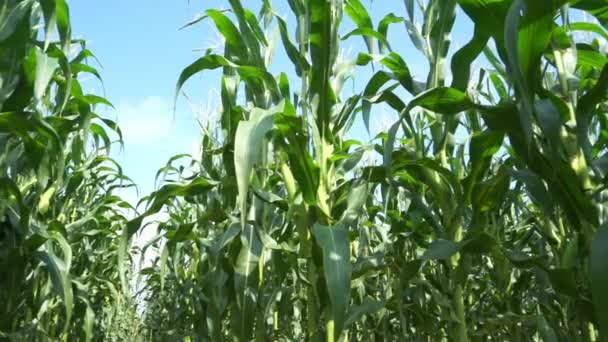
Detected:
left=1, top=0, right=141, bottom=340
left=133, top=0, right=608, bottom=341
left=4, top=0, right=608, bottom=340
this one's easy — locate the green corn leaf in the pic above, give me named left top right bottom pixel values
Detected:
left=227, top=0, right=264, bottom=67
left=404, top=19, right=428, bottom=57
left=274, top=113, right=320, bottom=205
left=547, top=268, right=578, bottom=297
left=0, top=1, right=32, bottom=41
left=175, top=54, right=280, bottom=109
left=408, top=86, right=473, bottom=115
left=232, top=224, right=263, bottom=341
left=534, top=98, right=563, bottom=161
left=0, top=111, right=62, bottom=149
left=503, top=250, right=547, bottom=270
left=85, top=94, right=114, bottom=108
left=206, top=9, right=248, bottom=59
left=126, top=177, right=217, bottom=237
left=504, top=0, right=561, bottom=146
left=450, top=27, right=489, bottom=91
left=511, top=169, right=556, bottom=221
left=333, top=94, right=361, bottom=134
left=383, top=121, right=400, bottom=183
left=89, top=123, right=111, bottom=151
left=364, top=83, right=407, bottom=114
left=70, top=63, right=102, bottom=82
left=460, top=232, right=498, bottom=254
left=308, top=0, right=339, bottom=140
left=573, top=0, right=608, bottom=28
left=380, top=52, right=416, bottom=94
left=393, top=157, right=463, bottom=200
left=352, top=253, right=386, bottom=279
left=404, top=0, right=414, bottom=21
left=312, top=223, right=351, bottom=337
left=377, top=13, right=403, bottom=53
left=159, top=243, right=169, bottom=290
left=463, top=130, right=504, bottom=204
left=81, top=297, right=95, bottom=342
left=34, top=48, right=59, bottom=102
left=591, top=225, right=608, bottom=338
left=505, top=0, right=534, bottom=145
left=426, top=0, right=457, bottom=87
left=421, top=239, right=465, bottom=260
left=211, top=222, right=241, bottom=256
left=570, top=21, right=608, bottom=42
left=276, top=15, right=310, bottom=76
left=244, top=8, right=267, bottom=47
left=234, top=102, right=284, bottom=227
left=39, top=0, right=57, bottom=50
left=341, top=28, right=391, bottom=53
left=361, top=71, right=396, bottom=132
left=577, top=64, right=608, bottom=177
left=536, top=315, right=558, bottom=342
left=562, top=233, right=579, bottom=269
left=577, top=48, right=608, bottom=69
left=179, top=12, right=210, bottom=30
left=36, top=245, right=74, bottom=331
left=54, top=0, right=71, bottom=50
left=457, top=0, right=511, bottom=47
left=345, top=0, right=374, bottom=53
left=340, top=181, right=368, bottom=225
left=0, top=177, right=29, bottom=229
left=344, top=298, right=385, bottom=328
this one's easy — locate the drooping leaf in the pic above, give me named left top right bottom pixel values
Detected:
left=344, top=298, right=385, bottom=328
left=451, top=27, right=489, bottom=91
left=126, top=177, right=217, bottom=236
left=421, top=239, right=464, bottom=260
left=234, top=102, right=284, bottom=227
left=463, top=130, right=504, bottom=203
left=340, top=181, right=368, bottom=224
left=36, top=237, right=74, bottom=332
left=573, top=0, right=608, bottom=28
left=276, top=15, right=310, bottom=76
left=536, top=315, right=558, bottom=342
left=511, top=169, right=555, bottom=221
left=345, top=0, right=375, bottom=53
left=377, top=13, right=403, bottom=53
left=34, top=48, right=59, bottom=102
left=175, top=54, right=280, bottom=108
left=342, top=28, right=391, bottom=53
left=407, top=86, right=473, bottom=115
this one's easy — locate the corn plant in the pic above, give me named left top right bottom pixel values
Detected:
left=4, top=0, right=608, bottom=340
left=1, top=0, right=140, bottom=340
left=132, top=1, right=608, bottom=341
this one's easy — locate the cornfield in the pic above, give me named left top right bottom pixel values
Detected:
left=2, top=0, right=608, bottom=340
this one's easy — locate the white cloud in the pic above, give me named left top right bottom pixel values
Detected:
left=115, top=96, right=173, bottom=145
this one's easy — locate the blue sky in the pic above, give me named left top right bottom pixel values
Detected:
left=67, top=1, right=475, bottom=204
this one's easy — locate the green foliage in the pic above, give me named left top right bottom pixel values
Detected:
left=4, top=0, right=608, bottom=341
left=137, top=1, right=608, bottom=340
left=0, top=0, right=140, bottom=339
